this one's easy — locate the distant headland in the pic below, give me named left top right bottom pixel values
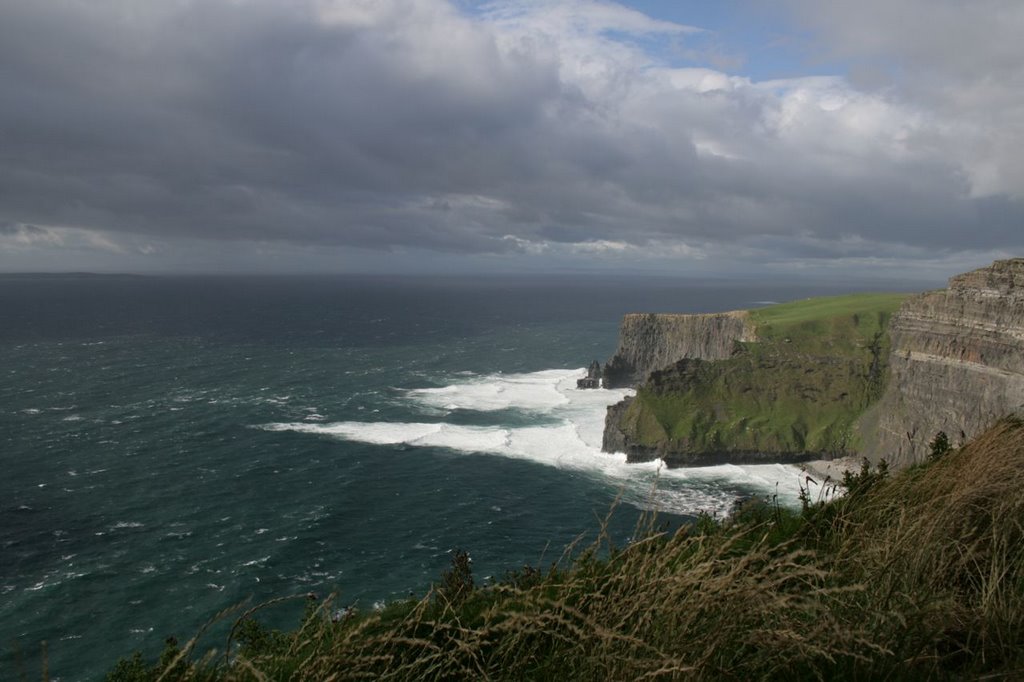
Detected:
left=597, top=258, right=1024, bottom=469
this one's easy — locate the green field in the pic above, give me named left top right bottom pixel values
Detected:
left=750, top=292, right=909, bottom=331
left=617, top=292, right=910, bottom=462
left=750, top=292, right=910, bottom=349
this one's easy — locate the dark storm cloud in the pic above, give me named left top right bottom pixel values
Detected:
left=0, top=0, right=558, bottom=251
left=0, top=0, right=1021, bottom=268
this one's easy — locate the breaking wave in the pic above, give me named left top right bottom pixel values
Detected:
left=261, top=369, right=808, bottom=516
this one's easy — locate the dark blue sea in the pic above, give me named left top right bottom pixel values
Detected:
left=0, top=274, right=905, bottom=680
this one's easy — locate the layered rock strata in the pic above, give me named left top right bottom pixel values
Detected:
left=859, top=259, right=1024, bottom=467
left=601, top=311, right=754, bottom=388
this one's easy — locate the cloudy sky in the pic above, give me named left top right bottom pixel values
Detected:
left=1, top=0, right=1021, bottom=280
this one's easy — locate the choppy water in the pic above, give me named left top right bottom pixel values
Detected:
left=0, top=274, right=889, bottom=680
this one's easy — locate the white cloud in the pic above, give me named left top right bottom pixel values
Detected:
left=781, top=0, right=1024, bottom=198
left=0, top=223, right=131, bottom=254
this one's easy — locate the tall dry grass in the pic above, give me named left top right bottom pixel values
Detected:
left=821, top=417, right=1024, bottom=677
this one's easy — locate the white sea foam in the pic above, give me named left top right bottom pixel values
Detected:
left=407, top=369, right=577, bottom=412
left=110, top=521, right=144, bottom=530
left=261, top=368, right=809, bottom=515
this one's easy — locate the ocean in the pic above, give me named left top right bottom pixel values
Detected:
left=1, top=274, right=893, bottom=680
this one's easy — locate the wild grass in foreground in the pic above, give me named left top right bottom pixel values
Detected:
left=106, top=418, right=1024, bottom=680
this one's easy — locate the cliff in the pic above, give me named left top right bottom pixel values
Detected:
left=602, top=294, right=907, bottom=466
left=601, top=312, right=754, bottom=388
left=601, top=259, right=1024, bottom=469
left=858, top=258, right=1024, bottom=467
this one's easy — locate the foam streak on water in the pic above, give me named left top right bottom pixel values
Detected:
left=262, top=369, right=807, bottom=516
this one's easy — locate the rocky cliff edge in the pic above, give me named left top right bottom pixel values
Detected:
left=858, top=258, right=1024, bottom=467
left=601, top=311, right=754, bottom=388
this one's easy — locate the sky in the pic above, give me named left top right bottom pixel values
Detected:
left=1, top=0, right=1022, bottom=281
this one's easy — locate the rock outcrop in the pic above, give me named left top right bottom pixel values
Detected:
left=858, top=259, right=1024, bottom=467
left=601, top=312, right=754, bottom=388
left=601, top=396, right=634, bottom=454
left=577, top=360, right=603, bottom=389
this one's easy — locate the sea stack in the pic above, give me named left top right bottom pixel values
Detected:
left=577, top=360, right=603, bottom=389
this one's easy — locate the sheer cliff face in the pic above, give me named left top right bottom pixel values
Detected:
left=860, top=259, right=1024, bottom=468
left=602, top=312, right=754, bottom=388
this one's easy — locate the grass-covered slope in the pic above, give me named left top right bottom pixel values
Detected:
left=108, top=417, right=1024, bottom=680
left=611, top=293, right=908, bottom=464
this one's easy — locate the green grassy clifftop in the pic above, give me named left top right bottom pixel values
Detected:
left=604, top=293, right=908, bottom=465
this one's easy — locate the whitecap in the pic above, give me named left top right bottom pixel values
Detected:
left=164, top=530, right=193, bottom=540
left=262, top=420, right=445, bottom=445
left=407, top=369, right=582, bottom=413
left=259, top=368, right=809, bottom=516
